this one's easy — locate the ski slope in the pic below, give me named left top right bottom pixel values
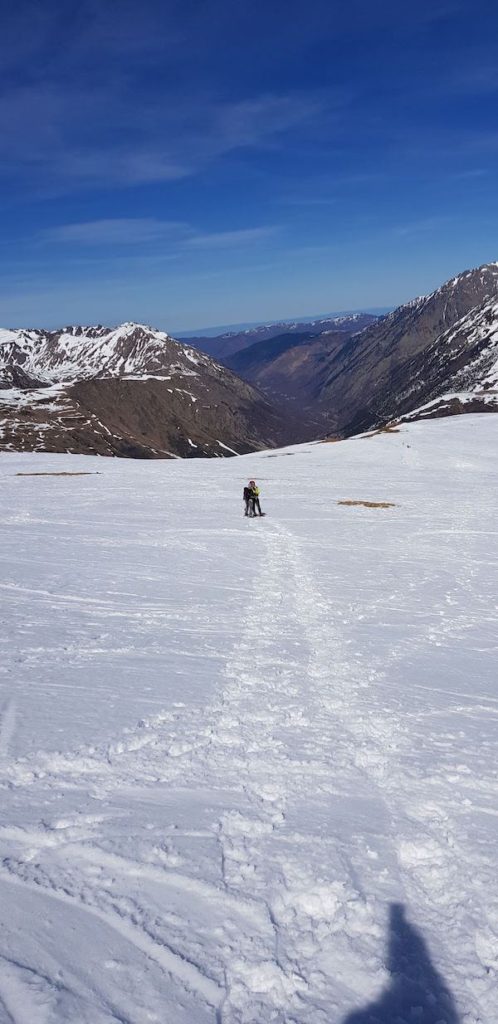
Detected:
left=0, top=416, right=497, bottom=1023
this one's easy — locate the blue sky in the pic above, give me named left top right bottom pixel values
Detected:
left=1, top=0, right=498, bottom=331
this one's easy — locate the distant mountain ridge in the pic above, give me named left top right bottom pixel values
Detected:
left=2, top=262, right=498, bottom=459
left=177, top=309, right=388, bottom=338
left=183, top=312, right=379, bottom=360
left=0, top=322, right=294, bottom=458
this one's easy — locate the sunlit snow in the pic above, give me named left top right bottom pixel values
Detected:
left=0, top=416, right=496, bottom=1023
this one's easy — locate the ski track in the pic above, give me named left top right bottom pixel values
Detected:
left=0, top=957, right=54, bottom=1024
left=0, top=871, right=223, bottom=1009
left=0, top=700, right=16, bottom=760
left=1, top=508, right=496, bottom=1020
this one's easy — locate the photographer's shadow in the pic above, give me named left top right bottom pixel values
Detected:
left=343, top=903, right=460, bottom=1024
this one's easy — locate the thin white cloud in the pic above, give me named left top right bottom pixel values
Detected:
left=449, top=168, right=489, bottom=181
left=0, top=84, right=330, bottom=190
left=45, top=218, right=190, bottom=245
left=446, top=65, right=498, bottom=97
left=186, top=226, right=280, bottom=249
left=42, top=218, right=280, bottom=251
left=278, top=197, right=338, bottom=208
left=391, top=216, right=452, bottom=238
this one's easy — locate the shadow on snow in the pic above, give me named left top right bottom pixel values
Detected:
left=342, top=903, right=460, bottom=1024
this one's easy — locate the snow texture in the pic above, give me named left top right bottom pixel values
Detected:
left=0, top=416, right=497, bottom=1023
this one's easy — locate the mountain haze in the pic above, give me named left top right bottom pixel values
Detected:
left=184, top=313, right=378, bottom=360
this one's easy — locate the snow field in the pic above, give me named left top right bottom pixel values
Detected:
left=0, top=416, right=497, bottom=1022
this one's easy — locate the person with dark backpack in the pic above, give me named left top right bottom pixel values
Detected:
left=243, top=483, right=253, bottom=516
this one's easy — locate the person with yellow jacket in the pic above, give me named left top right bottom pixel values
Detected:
left=248, top=480, right=263, bottom=517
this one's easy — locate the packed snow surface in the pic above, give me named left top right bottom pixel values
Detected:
left=0, top=417, right=497, bottom=1023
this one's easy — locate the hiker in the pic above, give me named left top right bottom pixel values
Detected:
left=249, top=480, right=263, bottom=516
left=250, top=480, right=262, bottom=516
left=243, top=482, right=253, bottom=516
left=243, top=480, right=262, bottom=516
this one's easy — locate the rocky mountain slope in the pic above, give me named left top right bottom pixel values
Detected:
left=3, top=262, right=497, bottom=458
left=398, top=294, right=498, bottom=423
left=0, top=323, right=293, bottom=458
left=319, top=261, right=498, bottom=435
left=184, top=313, right=378, bottom=360
left=224, top=261, right=498, bottom=436
left=225, top=329, right=351, bottom=405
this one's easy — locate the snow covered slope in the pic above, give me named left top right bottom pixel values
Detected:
left=0, top=322, right=211, bottom=385
left=399, top=295, right=498, bottom=422
left=0, top=416, right=497, bottom=1023
left=0, top=323, right=291, bottom=458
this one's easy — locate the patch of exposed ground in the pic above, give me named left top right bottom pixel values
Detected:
left=337, top=500, right=396, bottom=509
left=362, top=425, right=402, bottom=438
left=15, top=472, right=100, bottom=477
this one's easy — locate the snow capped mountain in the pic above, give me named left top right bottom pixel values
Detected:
left=399, top=294, right=498, bottom=422
left=316, top=260, right=498, bottom=435
left=0, top=323, right=293, bottom=458
left=229, top=310, right=376, bottom=337
left=380, top=260, right=498, bottom=323
left=220, top=262, right=498, bottom=431
left=0, top=322, right=212, bottom=387
left=426, top=293, right=498, bottom=392
left=2, top=260, right=498, bottom=458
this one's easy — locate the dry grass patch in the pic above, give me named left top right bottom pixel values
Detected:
left=362, top=425, right=401, bottom=438
left=15, top=472, right=100, bottom=477
left=338, top=499, right=396, bottom=509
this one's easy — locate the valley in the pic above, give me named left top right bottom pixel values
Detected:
left=3, top=262, right=497, bottom=459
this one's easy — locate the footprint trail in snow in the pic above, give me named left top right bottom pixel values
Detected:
left=0, top=419, right=497, bottom=1023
